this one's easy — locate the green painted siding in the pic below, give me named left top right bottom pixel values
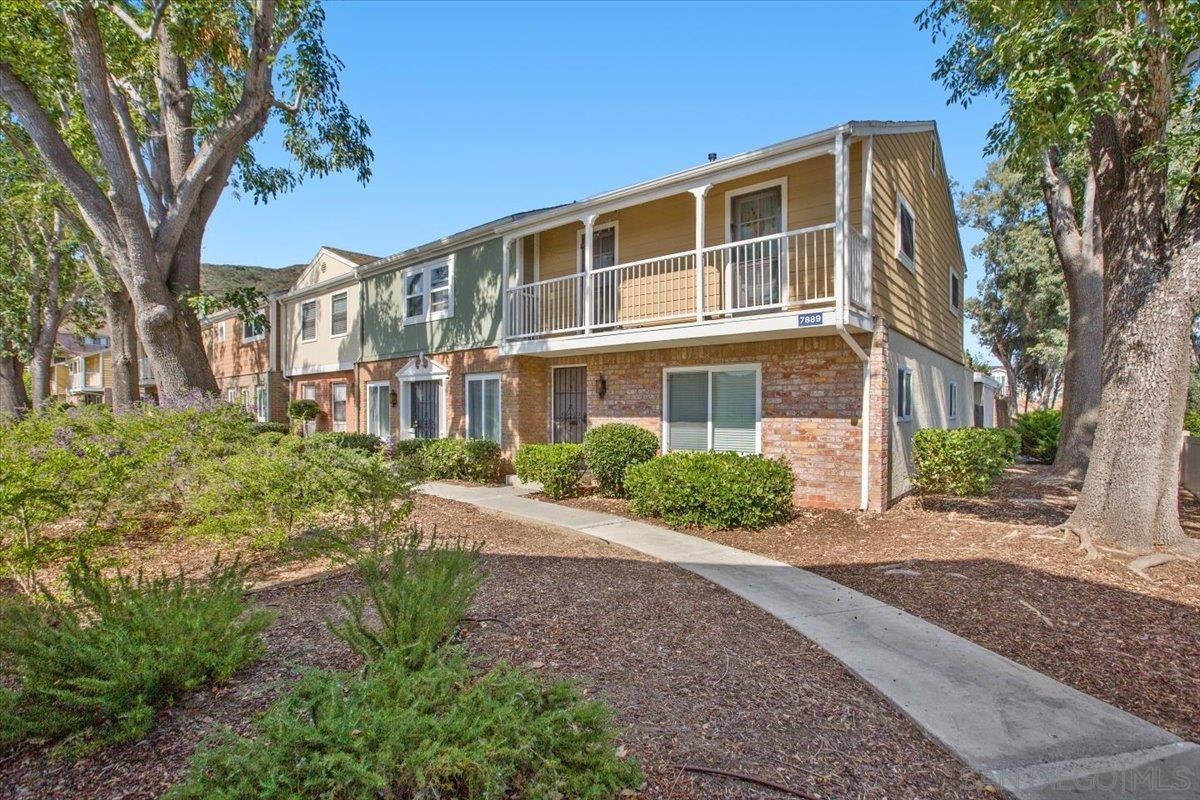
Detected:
left=361, top=237, right=503, bottom=361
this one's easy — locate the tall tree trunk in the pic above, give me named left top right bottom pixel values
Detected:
left=104, top=287, right=137, bottom=408
left=0, top=353, right=29, bottom=418
left=1065, top=121, right=1196, bottom=551
left=1041, top=150, right=1104, bottom=479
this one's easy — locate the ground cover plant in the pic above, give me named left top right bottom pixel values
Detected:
left=515, top=443, right=587, bottom=499
left=911, top=428, right=1020, bottom=496
left=167, top=527, right=642, bottom=799
left=624, top=451, right=794, bottom=529
left=583, top=423, right=659, bottom=497
left=0, top=557, right=271, bottom=754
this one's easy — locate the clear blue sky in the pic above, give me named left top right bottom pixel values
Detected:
left=203, top=0, right=1005, bottom=360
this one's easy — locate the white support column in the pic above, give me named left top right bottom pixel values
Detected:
left=500, top=236, right=511, bottom=341
left=582, top=213, right=597, bottom=334
left=833, top=131, right=846, bottom=323
left=688, top=184, right=711, bottom=322
left=862, top=135, right=874, bottom=316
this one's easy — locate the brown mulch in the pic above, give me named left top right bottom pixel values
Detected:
left=0, top=495, right=992, bottom=800
left=551, top=464, right=1200, bottom=745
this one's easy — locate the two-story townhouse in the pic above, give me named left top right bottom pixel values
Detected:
left=281, top=247, right=377, bottom=432
left=360, top=121, right=970, bottom=510
left=197, top=293, right=288, bottom=422
left=49, top=329, right=113, bottom=404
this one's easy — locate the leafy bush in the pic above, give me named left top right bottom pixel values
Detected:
left=0, top=557, right=271, bottom=753
left=168, top=649, right=641, bottom=800
left=911, top=428, right=1020, bottom=496
left=1013, top=409, right=1062, bottom=463
left=514, top=443, right=586, bottom=499
left=1185, top=411, right=1200, bottom=437
left=624, top=451, right=794, bottom=530
left=420, top=438, right=501, bottom=483
left=250, top=421, right=290, bottom=435
left=306, top=431, right=382, bottom=453
left=286, top=399, right=320, bottom=422
left=329, top=529, right=481, bottom=668
left=583, top=423, right=659, bottom=497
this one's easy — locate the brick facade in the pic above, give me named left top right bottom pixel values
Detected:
left=291, top=370, right=357, bottom=432
left=356, top=331, right=892, bottom=511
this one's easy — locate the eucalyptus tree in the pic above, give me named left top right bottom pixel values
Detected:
left=922, top=0, right=1200, bottom=554
left=0, top=0, right=371, bottom=401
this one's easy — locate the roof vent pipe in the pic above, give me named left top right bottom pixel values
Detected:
left=707, top=152, right=717, bottom=162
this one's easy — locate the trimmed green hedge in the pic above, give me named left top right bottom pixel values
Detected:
left=1185, top=411, right=1200, bottom=437
left=250, top=421, right=290, bottom=436
left=911, top=427, right=1020, bottom=496
left=624, top=451, right=794, bottom=530
left=582, top=424, right=659, bottom=497
left=419, top=438, right=502, bottom=483
left=286, top=399, right=320, bottom=422
left=1013, top=409, right=1061, bottom=463
left=306, top=432, right=382, bottom=453
left=514, top=444, right=586, bottom=499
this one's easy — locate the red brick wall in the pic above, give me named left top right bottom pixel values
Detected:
left=291, top=370, right=356, bottom=433
left=202, top=318, right=269, bottom=381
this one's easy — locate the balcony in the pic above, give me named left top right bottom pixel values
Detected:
left=69, top=370, right=102, bottom=392
left=138, top=356, right=155, bottom=386
left=503, top=224, right=871, bottom=346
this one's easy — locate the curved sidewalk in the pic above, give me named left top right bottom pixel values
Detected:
left=422, top=481, right=1199, bottom=800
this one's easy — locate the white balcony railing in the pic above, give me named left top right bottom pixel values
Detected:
left=69, top=371, right=101, bottom=391
left=505, top=223, right=870, bottom=341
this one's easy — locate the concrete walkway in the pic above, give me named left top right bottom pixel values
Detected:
left=423, top=481, right=1200, bottom=799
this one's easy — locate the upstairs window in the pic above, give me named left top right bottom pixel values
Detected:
left=897, top=367, right=914, bottom=421
left=301, top=300, right=317, bottom=341
left=896, top=193, right=916, bottom=271
left=242, top=317, right=265, bottom=342
left=214, top=320, right=227, bottom=342
left=403, top=256, right=455, bottom=324
left=330, top=292, right=348, bottom=336
left=949, top=269, right=962, bottom=313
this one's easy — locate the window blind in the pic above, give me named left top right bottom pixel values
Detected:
left=712, top=369, right=757, bottom=452
left=667, top=371, right=709, bottom=451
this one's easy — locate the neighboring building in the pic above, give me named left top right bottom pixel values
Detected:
left=354, top=120, right=971, bottom=510
left=973, top=371, right=1001, bottom=428
left=281, top=247, right=378, bottom=433
left=49, top=329, right=112, bottom=404
left=198, top=295, right=288, bottom=422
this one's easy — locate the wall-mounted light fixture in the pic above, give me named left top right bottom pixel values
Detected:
left=595, top=374, right=607, bottom=399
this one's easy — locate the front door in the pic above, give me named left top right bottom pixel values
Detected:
left=552, top=366, right=587, bottom=443
left=729, top=186, right=783, bottom=309
left=410, top=379, right=440, bottom=439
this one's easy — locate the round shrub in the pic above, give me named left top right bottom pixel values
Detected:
left=1185, top=411, right=1200, bottom=438
left=306, top=432, right=382, bottom=453
left=582, top=423, right=659, bottom=497
left=514, top=443, right=586, bottom=499
left=286, top=399, right=320, bottom=422
left=461, top=438, right=502, bottom=483
left=1013, top=409, right=1061, bottom=463
left=251, top=421, right=290, bottom=435
left=911, top=427, right=1020, bottom=496
left=419, top=438, right=501, bottom=483
left=624, top=451, right=794, bottom=530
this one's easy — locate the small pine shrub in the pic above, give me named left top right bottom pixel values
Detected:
left=307, top=431, right=382, bottom=453
left=167, top=649, right=641, bottom=800
left=1185, top=411, right=1200, bottom=437
left=911, top=427, right=1020, bottom=496
left=1013, top=409, right=1062, bottom=463
left=514, top=443, right=586, bottom=499
left=582, top=423, right=659, bottom=497
left=624, top=451, right=794, bottom=530
left=0, top=557, right=271, bottom=753
left=329, top=529, right=482, bottom=668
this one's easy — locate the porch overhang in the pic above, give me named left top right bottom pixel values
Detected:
left=498, top=307, right=873, bottom=357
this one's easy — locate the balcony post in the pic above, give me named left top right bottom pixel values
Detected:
left=833, top=131, right=846, bottom=323
left=862, top=135, right=874, bottom=315
left=688, top=184, right=711, bottom=322
left=582, top=214, right=597, bottom=334
left=501, top=236, right=511, bottom=341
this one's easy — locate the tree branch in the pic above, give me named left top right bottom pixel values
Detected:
left=101, top=0, right=169, bottom=43
left=1040, top=146, right=1086, bottom=276
left=108, top=75, right=164, bottom=225
left=270, top=86, right=304, bottom=115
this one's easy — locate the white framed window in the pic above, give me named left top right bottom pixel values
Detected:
left=948, top=380, right=958, bottom=421
left=366, top=381, right=392, bottom=440
left=256, top=385, right=268, bottom=422
left=330, top=292, right=349, bottom=337
left=575, top=222, right=619, bottom=272
left=465, top=373, right=502, bottom=444
left=402, top=256, right=455, bottom=324
left=662, top=364, right=761, bottom=454
left=331, top=382, right=347, bottom=431
left=897, top=367, right=914, bottom=421
left=226, top=388, right=236, bottom=404
left=895, top=192, right=916, bottom=272
left=300, top=300, right=318, bottom=341
left=949, top=268, right=962, bottom=314
left=242, top=316, right=265, bottom=342
left=214, top=320, right=227, bottom=342
left=240, top=387, right=251, bottom=413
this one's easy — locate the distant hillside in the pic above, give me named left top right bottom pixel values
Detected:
left=200, top=262, right=305, bottom=296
